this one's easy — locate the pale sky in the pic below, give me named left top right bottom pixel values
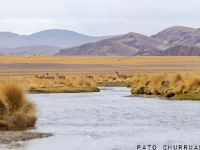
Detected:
left=0, top=0, right=200, bottom=36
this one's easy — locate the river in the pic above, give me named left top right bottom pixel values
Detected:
left=2, top=87, right=200, bottom=150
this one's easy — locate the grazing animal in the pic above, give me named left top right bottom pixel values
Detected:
left=39, top=75, right=45, bottom=79
left=35, top=74, right=55, bottom=80
left=45, top=73, right=55, bottom=80
left=56, top=73, right=66, bottom=80
left=86, top=74, right=94, bottom=79
left=115, top=71, right=128, bottom=79
left=45, top=76, right=55, bottom=80
left=35, top=74, right=45, bottom=79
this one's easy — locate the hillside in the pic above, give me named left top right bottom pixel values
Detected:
left=58, top=26, right=200, bottom=56
left=0, top=30, right=107, bottom=55
left=158, top=45, right=200, bottom=56
left=152, top=26, right=197, bottom=49
left=58, top=32, right=164, bottom=56
left=1, top=26, right=200, bottom=56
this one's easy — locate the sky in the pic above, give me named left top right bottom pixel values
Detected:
left=0, top=0, right=200, bottom=36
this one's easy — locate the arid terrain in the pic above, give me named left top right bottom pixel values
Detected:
left=1, top=0, right=200, bottom=149
left=0, top=56, right=200, bottom=147
left=0, top=56, right=200, bottom=75
left=0, top=56, right=200, bottom=99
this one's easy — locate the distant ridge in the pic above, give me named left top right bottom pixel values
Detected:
left=1, top=26, right=200, bottom=56
left=57, top=32, right=164, bottom=56
left=58, top=26, right=200, bottom=56
left=0, top=29, right=108, bottom=55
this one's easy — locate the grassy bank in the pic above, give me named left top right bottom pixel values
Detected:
left=0, top=83, right=36, bottom=130
left=96, top=74, right=132, bottom=87
left=0, top=75, right=100, bottom=93
left=2, top=72, right=199, bottom=100
left=29, top=76, right=100, bottom=93
left=94, top=72, right=200, bottom=100
left=130, top=73, right=200, bottom=100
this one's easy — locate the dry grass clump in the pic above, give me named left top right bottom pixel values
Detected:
left=131, top=73, right=200, bottom=100
left=33, top=75, right=100, bottom=93
left=0, top=83, right=36, bottom=131
left=96, top=74, right=131, bottom=87
left=0, top=75, right=100, bottom=93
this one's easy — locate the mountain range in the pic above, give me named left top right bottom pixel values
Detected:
left=58, top=26, right=200, bottom=56
left=1, top=26, right=200, bottom=56
left=0, top=29, right=108, bottom=55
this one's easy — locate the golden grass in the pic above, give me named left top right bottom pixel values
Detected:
left=0, top=56, right=200, bottom=65
left=0, top=75, right=100, bottom=93
left=0, top=56, right=200, bottom=75
left=95, top=74, right=132, bottom=87
left=1, top=56, right=200, bottom=100
left=130, top=73, right=200, bottom=100
left=0, top=83, right=36, bottom=131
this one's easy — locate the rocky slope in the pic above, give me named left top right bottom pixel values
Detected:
left=158, top=45, right=200, bottom=56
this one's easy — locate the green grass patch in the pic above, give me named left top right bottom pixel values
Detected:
left=172, top=93, right=200, bottom=100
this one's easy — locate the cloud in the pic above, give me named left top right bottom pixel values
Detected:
left=0, top=0, right=199, bottom=35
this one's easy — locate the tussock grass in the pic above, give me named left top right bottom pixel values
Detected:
left=0, top=75, right=100, bottom=93
left=130, top=73, right=200, bottom=100
left=1, top=71, right=200, bottom=100
left=0, top=83, right=36, bottom=131
left=96, top=74, right=131, bottom=87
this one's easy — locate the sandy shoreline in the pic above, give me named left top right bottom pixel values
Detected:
left=0, top=131, right=53, bottom=144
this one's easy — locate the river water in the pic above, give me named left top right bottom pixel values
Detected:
left=2, top=87, right=200, bottom=150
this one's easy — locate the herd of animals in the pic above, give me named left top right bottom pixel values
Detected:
left=34, top=73, right=95, bottom=80
left=34, top=71, right=128, bottom=80
left=35, top=73, right=66, bottom=80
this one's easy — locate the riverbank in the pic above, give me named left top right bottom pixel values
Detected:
left=14, top=87, right=200, bottom=150
left=0, top=76, right=100, bottom=94
left=0, top=83, right=52, bottom=145
left=0, top=131, right=52, bottom=144
left=130, top=73, right=200, bottom=100
left=29, top=87, right=100, bottom=93
left=1, top=72, right=200, bottom=100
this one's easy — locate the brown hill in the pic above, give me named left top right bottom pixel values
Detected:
left=58, top=26, right=200, bottom=56
left=152, top=26, right=197, bottom=49
left=139, top=26, right=200, bottom=55
left=57, top=33, right=163, bottom=56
